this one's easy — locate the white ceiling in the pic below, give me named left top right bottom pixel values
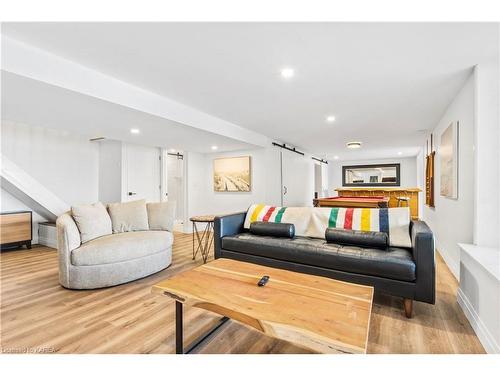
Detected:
left=1, top=72, right=255, bottom=153
left=2, top=23, right=498, bottom=160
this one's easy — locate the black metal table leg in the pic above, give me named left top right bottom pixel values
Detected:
left=175, top=301, right=183, bottom=354
left=174, top=300, right=230, bottom=354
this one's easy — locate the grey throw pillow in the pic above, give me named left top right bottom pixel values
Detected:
left=71, top=202, right=112, bottom=243
left=147, top=201, right=176, bottom=231
left=107, top=199, right=149, bottom=233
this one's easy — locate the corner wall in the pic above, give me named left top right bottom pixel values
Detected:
left=421, top=73, right=475, bottom=279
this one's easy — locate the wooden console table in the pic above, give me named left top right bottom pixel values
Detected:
left=335, top=187, right=421, bottom=220
left=0, top=211, right=32, bottom=249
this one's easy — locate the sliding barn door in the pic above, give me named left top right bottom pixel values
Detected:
left=281, top=151, right=315, bottom=207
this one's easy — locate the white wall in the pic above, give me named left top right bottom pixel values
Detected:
left=456, top=41, right=499, bottom=354
left=184, top=147, right=279, bottom=231
left=421, top=74, right=475, bottom=279
left=1, top=121, right=99, bottom=205
left=327, top=157, right=418, bottom=196
left=185, top=146, right=312, bottom=232
left=1, top=122, right=100, bottom=244
left=473, top=62, right=500, bottom=248
left=98, top=140, right=123, bottom=203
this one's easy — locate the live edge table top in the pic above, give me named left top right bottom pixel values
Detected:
left=152, top=258, right=374, bottom=354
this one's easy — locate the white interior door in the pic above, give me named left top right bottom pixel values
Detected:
left=124, top=144, right=161, bottom=202
left=281, top=151, right=315, bottom=206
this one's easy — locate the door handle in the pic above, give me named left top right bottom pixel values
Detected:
left=128, top=192, right=137, bottom=196
left=283, top=186, right=287, bottom=195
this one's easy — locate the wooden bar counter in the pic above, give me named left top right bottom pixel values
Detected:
left=334, top=187, right=421, bottom=220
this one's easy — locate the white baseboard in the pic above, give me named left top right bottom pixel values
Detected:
left=38, top=223, right=57, bottom=249
left=457, top=287, right=500, bottom=354
left=437, top=247, right=459, bottom=280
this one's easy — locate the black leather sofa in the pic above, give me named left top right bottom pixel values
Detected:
left=214, top=212, right=435, bottom=318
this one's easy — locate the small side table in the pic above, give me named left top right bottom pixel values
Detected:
left=190, top=215, right=216, bottom=264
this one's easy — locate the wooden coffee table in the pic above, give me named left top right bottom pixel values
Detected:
left=152, top=258, right=373, bottom=354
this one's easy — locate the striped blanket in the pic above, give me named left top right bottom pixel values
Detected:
left=244, top=204, right=412, bottom=248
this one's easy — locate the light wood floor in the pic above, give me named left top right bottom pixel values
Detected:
left=0, top=232, right=484, bottom=354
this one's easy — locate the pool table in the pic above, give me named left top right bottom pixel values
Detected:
left=313, top=196, right=390, bottom=208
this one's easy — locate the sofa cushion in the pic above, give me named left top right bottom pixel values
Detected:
left=107, top=199, right=149, bottom=233
left=71, top=231, right=173, bottom=266
left=250, top=222, right=295, bottom=238
left=325, top=228, right=388, bottom=249
left=222, top=233, right=415, bottom=282
left=147, top=201, right=176, bottom=231
left=71, top=202, right=112, bottom=243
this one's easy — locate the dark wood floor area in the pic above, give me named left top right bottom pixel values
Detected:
left=0, top=232, right=484, bottom=354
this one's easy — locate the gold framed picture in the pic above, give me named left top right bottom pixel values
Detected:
left=213, top=156, right=251, bottom=192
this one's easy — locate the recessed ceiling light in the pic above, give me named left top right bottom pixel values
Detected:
left=280, top=68, right=295, bottom=79
left=346, top=141, right=362, bottom=149
left=211, top=145, right=218, bottom=151
left=326, top=115, right=336, bottom=123
left=130, top=128, right=140, bottom=134
left=333, top=155, right=339, bottom=160
left=398, top=151, right=403, bottom=155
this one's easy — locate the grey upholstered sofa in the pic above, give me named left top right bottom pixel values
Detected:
left=56, top=201, right=174, bottom=289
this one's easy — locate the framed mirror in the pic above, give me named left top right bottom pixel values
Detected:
left=342, top=163, right=400, bottom=187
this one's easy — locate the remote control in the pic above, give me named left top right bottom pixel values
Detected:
left=258, top=275, right=270, bottom=287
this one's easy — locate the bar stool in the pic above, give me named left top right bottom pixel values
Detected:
left=397, top=196, right=410, bottom=207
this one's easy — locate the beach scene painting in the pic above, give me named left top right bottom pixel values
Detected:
left=213, top=156, right=251, bottom=192
left=440, top=122, right=458, bottom=199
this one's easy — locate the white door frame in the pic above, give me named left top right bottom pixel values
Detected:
left=160, top=148, right=168, bottom=202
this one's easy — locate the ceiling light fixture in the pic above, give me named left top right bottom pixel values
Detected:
left=280, top=68, right=295, bottom=79
left=398, top=151, right=403, bottom=155
left=333, top=155, right=339, bottom=160
left=130, top=128, right=140, bottom=134
left=211, top=145, right=218, bottom=151
left=346, top=141, right=362, bottom=149
left=326, top=115, right=336, bottom=123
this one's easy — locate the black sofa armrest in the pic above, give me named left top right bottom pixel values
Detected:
left=214, top=212, right=246, bottom=259
left=410, top=220, right=436, bottom=304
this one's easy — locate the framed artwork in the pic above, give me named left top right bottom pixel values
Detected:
left=213, top=156, right=251, bottom=192
left=440, top=121, right=459, bottom=199
left=425, top=151, right=435, bottom=207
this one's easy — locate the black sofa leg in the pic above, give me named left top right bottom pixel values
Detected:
left=403, top=298, right=413, bottom=318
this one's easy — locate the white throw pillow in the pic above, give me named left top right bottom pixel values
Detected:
left=147, top=201, right=176, bottom=231
left=107, top=199, right=149, bottom=233
left=71, top=202, right=112, bottom=243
